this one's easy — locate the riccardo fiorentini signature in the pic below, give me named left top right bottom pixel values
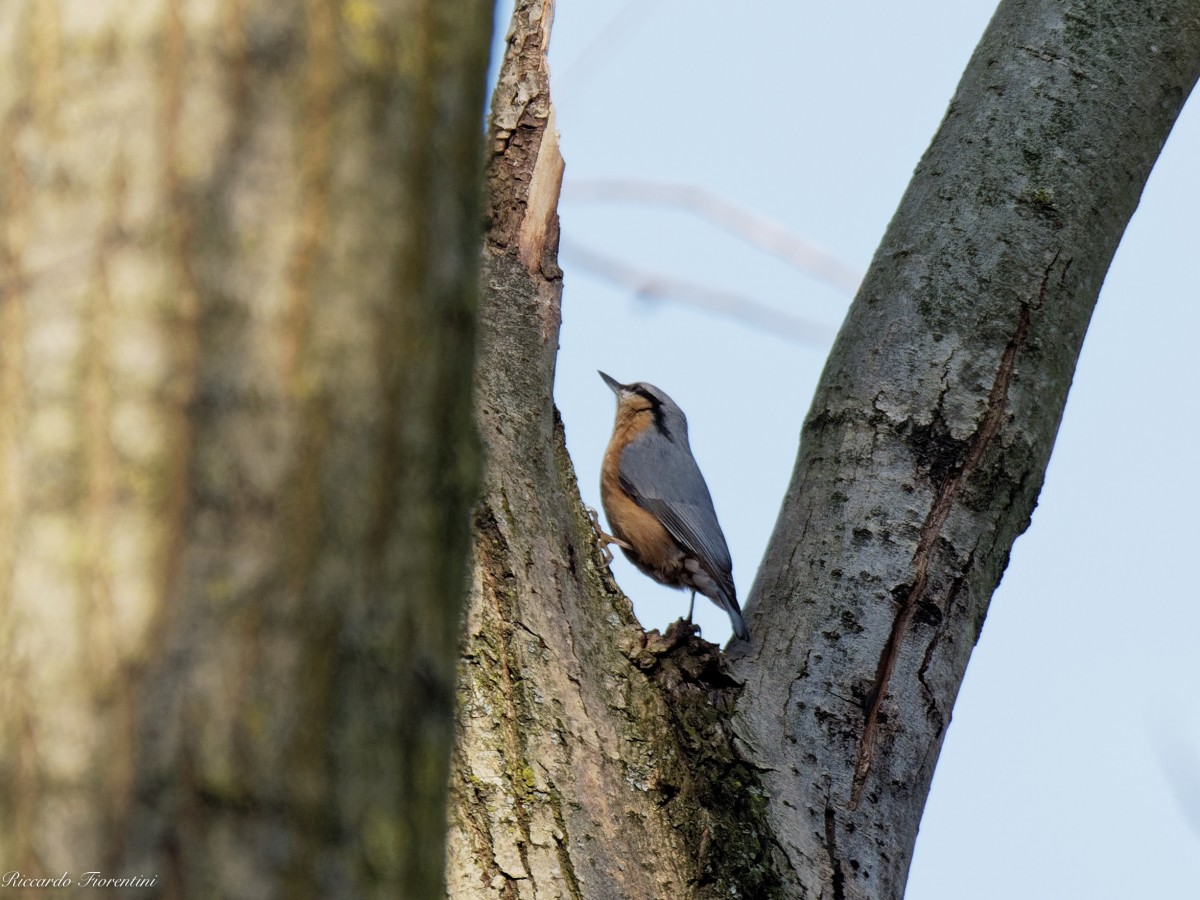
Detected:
left=2, top=871, right=157, bottom=889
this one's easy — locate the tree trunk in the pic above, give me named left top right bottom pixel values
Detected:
left=449, top=3, right=702, bottom=896
left=734, top=2, right=1200, bottom=894
left=0, top=2, right=490, bottom=898
left=451, top=0, right=1200, bottom=898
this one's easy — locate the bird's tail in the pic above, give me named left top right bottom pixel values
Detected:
left=719, top=589, right=749, bottom=641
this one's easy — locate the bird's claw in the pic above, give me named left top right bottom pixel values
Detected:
left=586, top=506, right=629, bottom=566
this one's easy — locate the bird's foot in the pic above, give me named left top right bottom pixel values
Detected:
left=586, top=506, right=631, bottom=565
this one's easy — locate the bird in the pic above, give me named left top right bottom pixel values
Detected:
left=596, top=371, right=748, bottom=641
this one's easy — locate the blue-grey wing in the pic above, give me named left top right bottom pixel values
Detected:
left=618, top=431, right=735, bottom=598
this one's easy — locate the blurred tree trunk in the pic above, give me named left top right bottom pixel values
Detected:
left=450, top=1, right=1200, bottom=899
left=0, top=2, right=490, bottom=898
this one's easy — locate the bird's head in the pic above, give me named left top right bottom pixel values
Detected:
left=599, top=371, right=688, bottom=440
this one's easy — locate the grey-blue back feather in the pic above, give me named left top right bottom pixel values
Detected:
left=617, top=386, right=736, bottom=602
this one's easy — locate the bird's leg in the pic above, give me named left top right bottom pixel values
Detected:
left=586, top=506, right=631, bottom=565
left=686, top=590, right=696, bottom=624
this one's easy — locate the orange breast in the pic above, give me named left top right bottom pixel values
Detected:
left=600, top=411, right=685, bottom=581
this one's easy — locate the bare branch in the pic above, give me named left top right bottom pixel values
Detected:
left=560, top=236, right=834, bottom=345
left=564, top=178, right=864, bottom=294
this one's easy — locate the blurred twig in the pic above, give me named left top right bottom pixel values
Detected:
left=564, top=178, right=864, bottom=295
left=560, top=237, right=834, bottom=345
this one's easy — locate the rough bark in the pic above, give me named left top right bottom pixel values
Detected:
left=733, top=1, right=1200, bottom=897
left=452, top=1, right=1200, bottom=899
left=0, top=2, right=490, bottom=898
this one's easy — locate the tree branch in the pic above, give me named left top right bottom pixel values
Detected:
left=734, top=2, right=1200, bottom=897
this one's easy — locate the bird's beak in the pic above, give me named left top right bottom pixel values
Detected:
left=598, top=371, right=623, bottom=395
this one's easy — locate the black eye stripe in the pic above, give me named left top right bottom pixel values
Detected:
left=631, top=385, right=661, bottom=405
left=629, top=386, right=673, bottom=439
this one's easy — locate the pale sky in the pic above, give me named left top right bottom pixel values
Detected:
left=491, top=2, right=1200, bottom=895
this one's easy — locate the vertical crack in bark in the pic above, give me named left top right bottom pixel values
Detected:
left=823, top=805, right=846, bottom=900
left=915, top=629, right=944, bottom=738
left=848, top=256, right=1047, bottom=806
left=914, top=548, right=972, bottom=736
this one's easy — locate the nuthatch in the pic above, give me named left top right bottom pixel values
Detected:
left=597, top=371, right=748, bottom=641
